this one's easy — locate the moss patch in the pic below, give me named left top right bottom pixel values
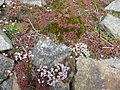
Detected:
left=3, top=23, right=23, bottom=39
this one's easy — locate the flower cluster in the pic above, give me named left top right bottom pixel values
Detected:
left=73, top=42, right=90, bottom=57
left=14, top=50, right=34, bottom=61
left=37, top=63, right=70, bottom=86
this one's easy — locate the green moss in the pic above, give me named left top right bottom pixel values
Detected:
left=48, top=0, right=69, bottom=13
left=43, top=21, right=86, bottom=42
left=3, top=24, right=23, bottom=39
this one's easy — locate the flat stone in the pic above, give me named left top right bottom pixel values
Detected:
left=105, top=0, right=120, bottom=12
left=0, top=30, right=13, bottom=51
left=73, top=57, right=120, bottom=90
left=19, top=0, right=46, bottom=6
left=99, top=14, right=120, bottom=38
left=0, top=54, right=14, bottom=83
left=51, top=81, right=70, bottom=90
left=32, top=39, right=72, bottom=67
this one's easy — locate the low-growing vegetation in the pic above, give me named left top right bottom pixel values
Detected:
left=1, top=0, right=120, bottom=89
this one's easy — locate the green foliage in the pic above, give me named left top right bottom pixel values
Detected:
left=9, top=16, right=23, bottom=22
left=95, top=26, right=118, bottom=43
left=3, top=24, right=22, bottom=39
left=89, top=50, right=97, bottom=59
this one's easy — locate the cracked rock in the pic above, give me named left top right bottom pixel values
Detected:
left=0, top=54, right=14, bottom=83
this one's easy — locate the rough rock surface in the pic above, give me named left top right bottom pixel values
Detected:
left=32, top=39, right=72, bottom=67
left=51, top=81, right=70, bottom=90
left=0, top=30, right=13, bottom=51
left=0, top=54, right=14, bottom=83
left=101, top=57, right=120, bottom=69
left=5, top=0, right=11, bottom=4
left=0, top=73, right=21, bottom=90
left=105, top=0, right=120, bottom=12
left=99, top=14, right=120, bottom=38
left=0, top=0, right=4, bottom=6
left=19, top=0, right=46, bottom=6
left=73, top=57, right=120, bottom=90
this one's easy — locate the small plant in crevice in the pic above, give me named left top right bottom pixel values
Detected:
left=95, top=26, right=118, bottom=44
left=72, top=42, right=90, bottom=60
left=14, top=60, right=70, bottom=90
left=14, top=60, right=51, bottom=90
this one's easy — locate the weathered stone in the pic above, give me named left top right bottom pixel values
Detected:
left=51, top=81, right=70, bottom=90
left=101, top=57, right=120, bottom=69
left=5, top=0, right=11, bottom=4
left=19, top=0, right=46, bottom=6
left=105, top=0, right=120, bottom=12
left=32, top=39, right=72, bottom=67
left=0, top=30, right=13, bottom=51
left=0, top=73, right=21, bottom=90
left=0, top=0, right=4, bottom=6
left=99, top=14, right=120, bottom=38
left=0, top=54, right=14, bottom=83
left=73, top=57, right=120, bottom=90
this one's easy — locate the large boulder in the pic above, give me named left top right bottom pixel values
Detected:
left=19, top=0, right=46, bottom=6
left=0, top=30, right=13, bottom=51
left=99, top=14, right=120, bottom=38
left=105, top=0, right=120, bottom=12
left=32, top=39, right=72, bottom=68
left=0, top=54, right=14, bottom=83
left=73, top=57, right=120, bottom=90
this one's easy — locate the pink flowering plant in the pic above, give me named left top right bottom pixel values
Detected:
left=0, top=0, right=118, bottom=90
left=36, top=63, right=70, bottom=86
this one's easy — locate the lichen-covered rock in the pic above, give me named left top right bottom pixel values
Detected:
left=0, top=30, right=13, bottom=51
left=73, top=57, right=120, bottom=90
left=32, top=39, right=72, bottom=68
left=0, top=54, right=14, bottom=83
left=99, top=14, right=120, bottom=38
left=51, top=81, right=70, bottom=90
left=19, top=0, right=46, bottom=6
left=105, top=0, right=120, bottom=12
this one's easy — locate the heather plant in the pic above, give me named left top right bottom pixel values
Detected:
left=14, top=60, right=51, bottom=90
left=79, top=31, right=120, bottom=59
left=0, top=0, right=118, bottom=90
left=14, top=60, right=70, bottom=90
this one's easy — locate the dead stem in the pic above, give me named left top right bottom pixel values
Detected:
left=27, top=19, right=41, bottom=36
